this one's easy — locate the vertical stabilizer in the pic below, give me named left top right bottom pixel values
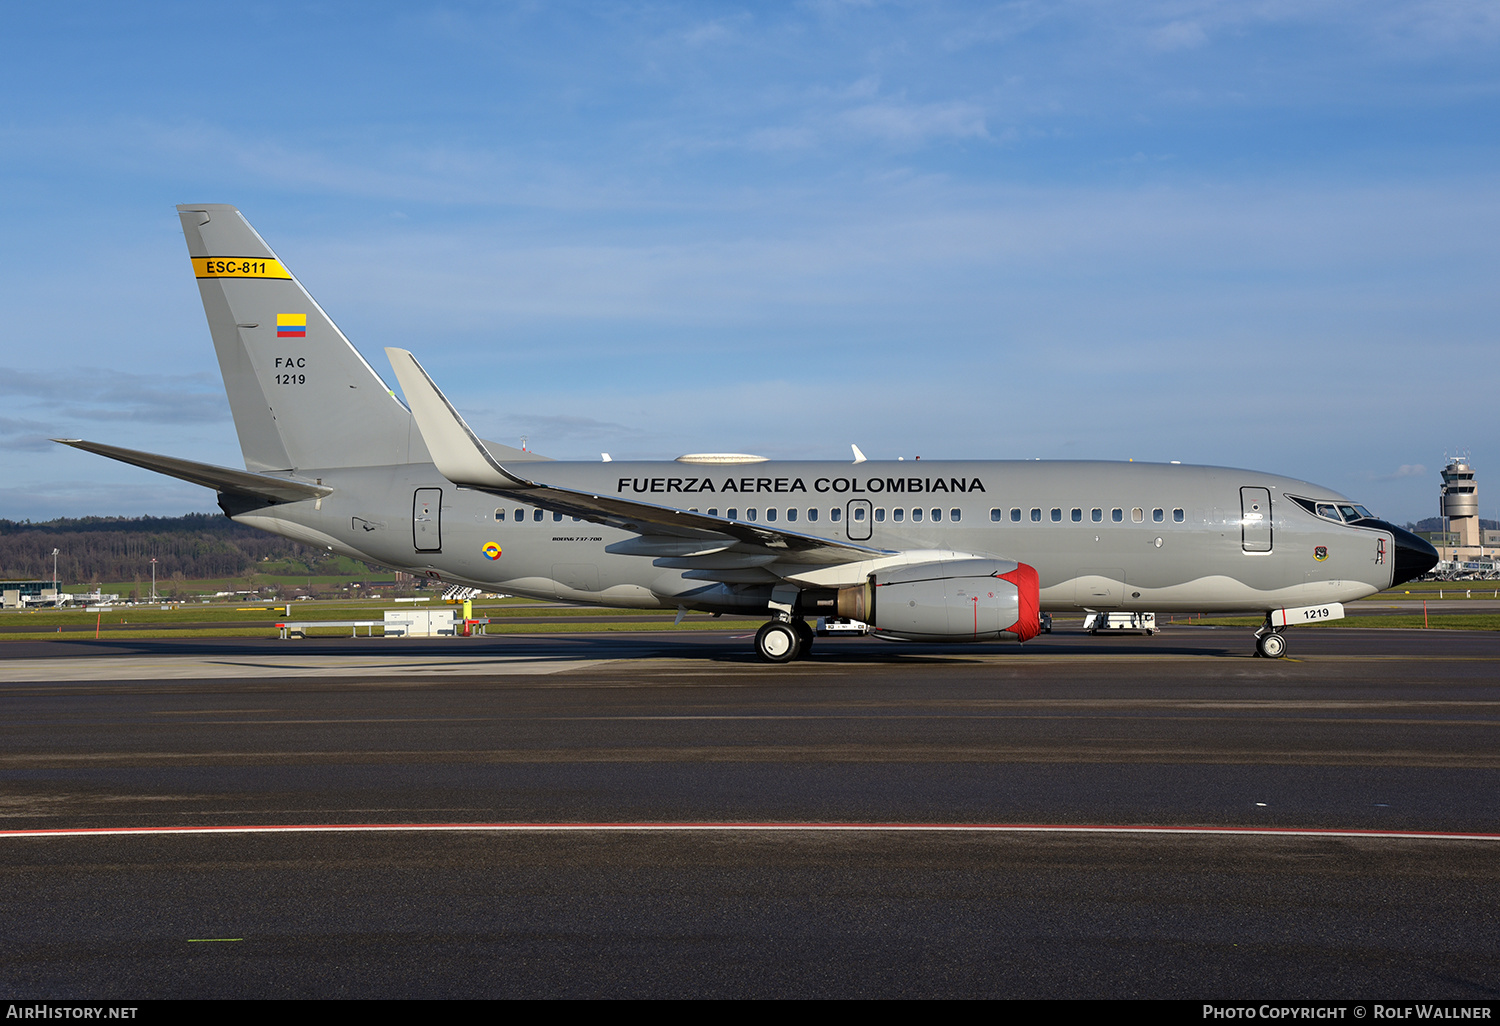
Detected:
left=177, top=204, right=429, bottom=472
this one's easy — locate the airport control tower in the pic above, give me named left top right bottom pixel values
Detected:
left=1440, top=456, right=1480, bottom=550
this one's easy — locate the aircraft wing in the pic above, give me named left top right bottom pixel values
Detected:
left=53, top=439, right=333, bottom=504
left=384, top=348, right=892, bottom=566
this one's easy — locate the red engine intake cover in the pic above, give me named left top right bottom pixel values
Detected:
left=997, top=562, right=1041, bottom=642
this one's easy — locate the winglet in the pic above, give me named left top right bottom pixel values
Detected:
left=384, top=348, right=525, bottom=490
left=851, top=444, right=867, bottom=464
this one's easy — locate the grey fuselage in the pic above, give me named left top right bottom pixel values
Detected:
left=234, top=457, right=1404, bottom=616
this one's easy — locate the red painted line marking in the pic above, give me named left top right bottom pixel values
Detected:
left=0, top=822, right=1496, bottom=841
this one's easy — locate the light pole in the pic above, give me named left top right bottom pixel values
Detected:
left=51, top=548, right=58, bottom=604
left=150, top=558, right=157, bottom=602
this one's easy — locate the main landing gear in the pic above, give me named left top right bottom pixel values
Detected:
left=1253, top=625, right=1287, bottom=659
left=755, top=618, right=815, bottom=662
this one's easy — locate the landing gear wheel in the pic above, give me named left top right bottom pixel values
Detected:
left=755, top=620, right=801, bottom=663
left=792, top=618, right=815, bottom=658
left=1256, top=631, right=1287, bottom=659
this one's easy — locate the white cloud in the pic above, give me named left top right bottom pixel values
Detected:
left=840, top=99, right=990, bottom=145
left=1149, top=20, right=1209, bottom=51
left=682, top=16, right=746, bottom=47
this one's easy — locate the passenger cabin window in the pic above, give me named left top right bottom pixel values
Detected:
left=950, top=508, right=961, bottom=522
left=830, top=508, right=842, bottom=522
left=1011, top=508, right=1021, bottom=523
left=533, top=509, right=544, bottom=522
left=1132, top=508, right=1144, bottom=523
left=1112, top=508, right=1123, bottom=523
left=931, top=508, right=942, bottom=522
left=494, top=509, right=505, bottom=521
left=1091, top=508, right=1102, bottom=523
left=893, top=508, right=904, bottom=522
left=728, top=508, right=739, bottom=520
left=808, top=508, right=819, bottom=522
left=991, top=508, right=1003, bottom=522
left=1173, top=508, right=1185, bottom=523
left=1050, top=508, right=1062, bottom=522
left=515, top=509, right=525, bottom=521
left=874, top=508, right=884, bottom=522
left=746, top=508, right=758, bottom=522
left=1031, top=508, right=1042, bottom=522
left=787, top=508, right=798, bottom=522
left=853, top=507, right=866, bottom=522
left=912, top=508, right=923, bottom=522
left=707, top=508, right=718, bottom=517
left=766, top=508, right=777, bottom=522
left=1152, top=508, right=1164, bottom=523
left=554, top=511, right=563, bottom=522
left=1071, top=508, right=1083, bottom=523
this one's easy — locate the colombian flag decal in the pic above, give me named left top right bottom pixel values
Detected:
left=276, top=313, right=307, bottom=338
left=482, top=542, right=502, bottom=560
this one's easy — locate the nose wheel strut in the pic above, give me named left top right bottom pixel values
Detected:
left=1254, top=623, right=1287, bottom=659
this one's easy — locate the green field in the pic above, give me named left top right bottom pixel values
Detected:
left=0, top=597, right=763, bottom=641
left=1372, top=582, right=1500, bottom=599
left=7, top=580, right=1497, bottom=641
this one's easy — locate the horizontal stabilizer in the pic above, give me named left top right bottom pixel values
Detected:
left=54, top=439, right=332, bottom=504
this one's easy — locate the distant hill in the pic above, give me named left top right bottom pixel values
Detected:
left=1411, top=517, right=1500, bottom=532
left=0, top=513, right=370, bottom=584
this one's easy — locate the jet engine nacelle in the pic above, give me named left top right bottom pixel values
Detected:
left=835, top=558, right=1041, bottom=643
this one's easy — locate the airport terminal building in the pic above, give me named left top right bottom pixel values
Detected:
left=0, top=581, right=58, bottom=608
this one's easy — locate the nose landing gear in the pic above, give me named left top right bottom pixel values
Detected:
left=1254, top=625, right=1287, bottom=659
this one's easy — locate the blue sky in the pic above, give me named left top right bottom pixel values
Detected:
left=2, top=1, right=1496, bottom=524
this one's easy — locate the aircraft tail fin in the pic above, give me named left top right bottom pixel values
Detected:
left=177, top=204, right=429, bottom=472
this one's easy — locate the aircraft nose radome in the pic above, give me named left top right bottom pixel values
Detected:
left=1389, top=524, right=1439, bottom=587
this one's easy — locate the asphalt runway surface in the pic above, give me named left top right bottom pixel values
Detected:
left=1, top=627, right=1497, bottom=999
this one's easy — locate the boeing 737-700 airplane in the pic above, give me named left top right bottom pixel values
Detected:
left=58, top=205, right=1438, bottom=661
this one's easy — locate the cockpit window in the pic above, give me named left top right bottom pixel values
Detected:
left=1289, top=494, right=1378, bottom=523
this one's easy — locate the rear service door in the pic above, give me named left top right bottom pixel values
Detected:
left=413, top=488, right=442, bottom=552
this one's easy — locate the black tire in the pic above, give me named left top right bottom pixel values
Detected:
left=755, top=620, right=801, bottom=663
left=792, top=618, right=815, bottom=658
left=1256, top=632, right=1287, bottom=659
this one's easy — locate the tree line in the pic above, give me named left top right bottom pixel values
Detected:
left=0, top=513, right=364, bottom=584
